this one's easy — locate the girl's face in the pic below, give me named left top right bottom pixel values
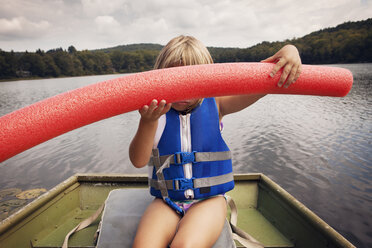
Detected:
left=171, top=98, right=201, bottom=112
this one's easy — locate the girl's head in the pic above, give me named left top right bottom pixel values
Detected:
left=154, top=35, right=213, bottom=69
left=154, top=35, right=213, bottom=113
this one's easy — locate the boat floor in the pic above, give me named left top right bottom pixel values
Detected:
left=31, top=182, right=293, bottom=248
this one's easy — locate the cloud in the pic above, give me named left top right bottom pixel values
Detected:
left=82, top=0, right=127, bottom=16
left=0, top=0, right=371, bottom=51
left=95, top=15, right=121, bottom=32
left=0, top=17, right=50, bottom=40
left=92, top=0, right=372, bottom=48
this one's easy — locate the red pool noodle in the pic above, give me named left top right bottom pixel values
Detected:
left=0, top=63, right=353, bottom=163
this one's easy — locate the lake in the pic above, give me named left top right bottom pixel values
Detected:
left=0, top=64, right=371, bottom=247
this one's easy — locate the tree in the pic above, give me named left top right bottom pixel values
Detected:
left=19, top=52, right=46, bottom=77
left=77, top=50, right=95, bottom=74
left=110, top=51, right=125, bottom=72
left=68, top=46, right=77, bottom=54
left=0, top=50, right=17, bottom=78
left=50, top=50, right=74, bottom=76
left=42, top=54, right=60, bottom=77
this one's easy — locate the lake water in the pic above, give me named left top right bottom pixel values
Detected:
left=0, top=64, right=371, bottom=247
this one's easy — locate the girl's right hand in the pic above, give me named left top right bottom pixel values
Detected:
left=261, top=44, right=302, bottom=88
left=139, top=99, right=172, bottom=123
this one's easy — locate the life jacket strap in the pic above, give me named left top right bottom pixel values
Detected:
left=164, top=197, right=185, bottom=216
left=149, top=172, right=234, bottom=191
left=151, top=149, right=170, bottom=199
left=148, top=150, right=231, bottom=166
left=151, top=149, right=185, bottom=215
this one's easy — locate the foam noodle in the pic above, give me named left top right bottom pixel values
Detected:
left=0, top=63, right=353, bottom=162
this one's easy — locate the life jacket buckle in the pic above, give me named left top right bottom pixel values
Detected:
left=174, top=178, right=194, bottom=190
left=174, top=151, right=196, bottom=165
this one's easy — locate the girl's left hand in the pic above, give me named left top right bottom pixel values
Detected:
left=261, top=44, right=302, bottom=88
left=139, top=99, right=171, bottom=123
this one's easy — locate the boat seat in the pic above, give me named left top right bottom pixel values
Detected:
left=96, top=188, right=236, bottom=248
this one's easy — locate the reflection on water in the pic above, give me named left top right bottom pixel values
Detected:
left=0, top=64, right=371, bottom=247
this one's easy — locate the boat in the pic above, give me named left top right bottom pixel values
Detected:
left=0, top=173, right=354, bottom=248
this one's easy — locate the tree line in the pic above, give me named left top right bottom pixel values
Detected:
left=0, top=47, right=159, bottom=79
left=0, top=18, right=371, bottom=80
left=210, top=18, right=372, bottom=64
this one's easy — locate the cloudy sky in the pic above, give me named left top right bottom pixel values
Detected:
left=0, top=0, right=371, bottom=52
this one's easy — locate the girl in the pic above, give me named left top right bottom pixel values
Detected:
left=130, top=35, right=301, bottom=248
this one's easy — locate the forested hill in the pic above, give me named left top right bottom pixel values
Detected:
left=0, top=18, right=371, bottom=80
left=93, top=43, right=163, bottom=53
left=210, top=18, right=372, bottom=64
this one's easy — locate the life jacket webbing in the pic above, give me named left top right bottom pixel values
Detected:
left=151, top=149, right=185, bottom=215
left=148, top=150, right=231, bottom=166
left=149, top=172, right=234, bottom=191
left=151, top=149, right=169, bottom=198
left=150, top=147, right=233, bottom=215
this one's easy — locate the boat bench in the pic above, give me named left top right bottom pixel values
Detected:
left=96, top=188, right=236, bottom=248
left=30, top=182, right=294, bottom=248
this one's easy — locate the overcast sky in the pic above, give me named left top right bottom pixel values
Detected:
left=0, top=0, right=371, bottom=52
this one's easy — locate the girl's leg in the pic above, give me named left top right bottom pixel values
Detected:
left=133, top=198, right=181, bottom=248
left=170, top=196, right=227, bottom=248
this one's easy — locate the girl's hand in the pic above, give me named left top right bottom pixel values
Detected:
left=139, top=99, right=172, bottom=123
left=261, top=44, right=302, bottom=88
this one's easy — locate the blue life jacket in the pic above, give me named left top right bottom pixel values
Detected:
left=149, top=98, right=234, bottom=202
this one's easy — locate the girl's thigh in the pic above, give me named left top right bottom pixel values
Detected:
left=170, top=196, right=227, bottom=248
left=133, top=198, right=181, bottom=248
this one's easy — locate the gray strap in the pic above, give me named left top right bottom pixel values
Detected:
left=194, top=173, right=234, bottom=188
left=156, top=156, right=173, bottom=177
left=152, top=149, right=169, bottom=199
left=148, top=151, right=231, bottom=166
left=149, top=172, right=234, bottom=191
left=62, top=203, right=105, bottom=248
left=195, top=151, right=231, bottom=162
left=148, top=178, right=174, bottom=190
left=226, top=195, right=264, bottom=248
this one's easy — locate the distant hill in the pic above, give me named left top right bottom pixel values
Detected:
left=209, top=18, right=372, bottom=64
left=93, top=43, right=164, bottom=53
left=1, top=18, right=371, bottom=80
left=92, top=18, right=371, bottom=64
left=295, top=18, right=372, bottom=63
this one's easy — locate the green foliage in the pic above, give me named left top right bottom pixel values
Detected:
left=109, top=50, right=158, bottom=73
left=238, top=19, right=372, bottom=64
left=0, top=50, right=17, bottom=79
left=208, top=19, right=372, bottom=64
left=68, top=46, right=77, bottom=54
left=94, top=43, right=164, bottom=53
left=0, top=19, right=371, bottom=80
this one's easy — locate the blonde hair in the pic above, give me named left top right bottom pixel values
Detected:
left=154, top=35, right=213, bottom=69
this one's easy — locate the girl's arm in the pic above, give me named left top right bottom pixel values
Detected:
left=216, top=44, right=302, bottom=118
left=216, top=94, right=266, bottom=120
left=129, top=100, right=171, bottom=168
